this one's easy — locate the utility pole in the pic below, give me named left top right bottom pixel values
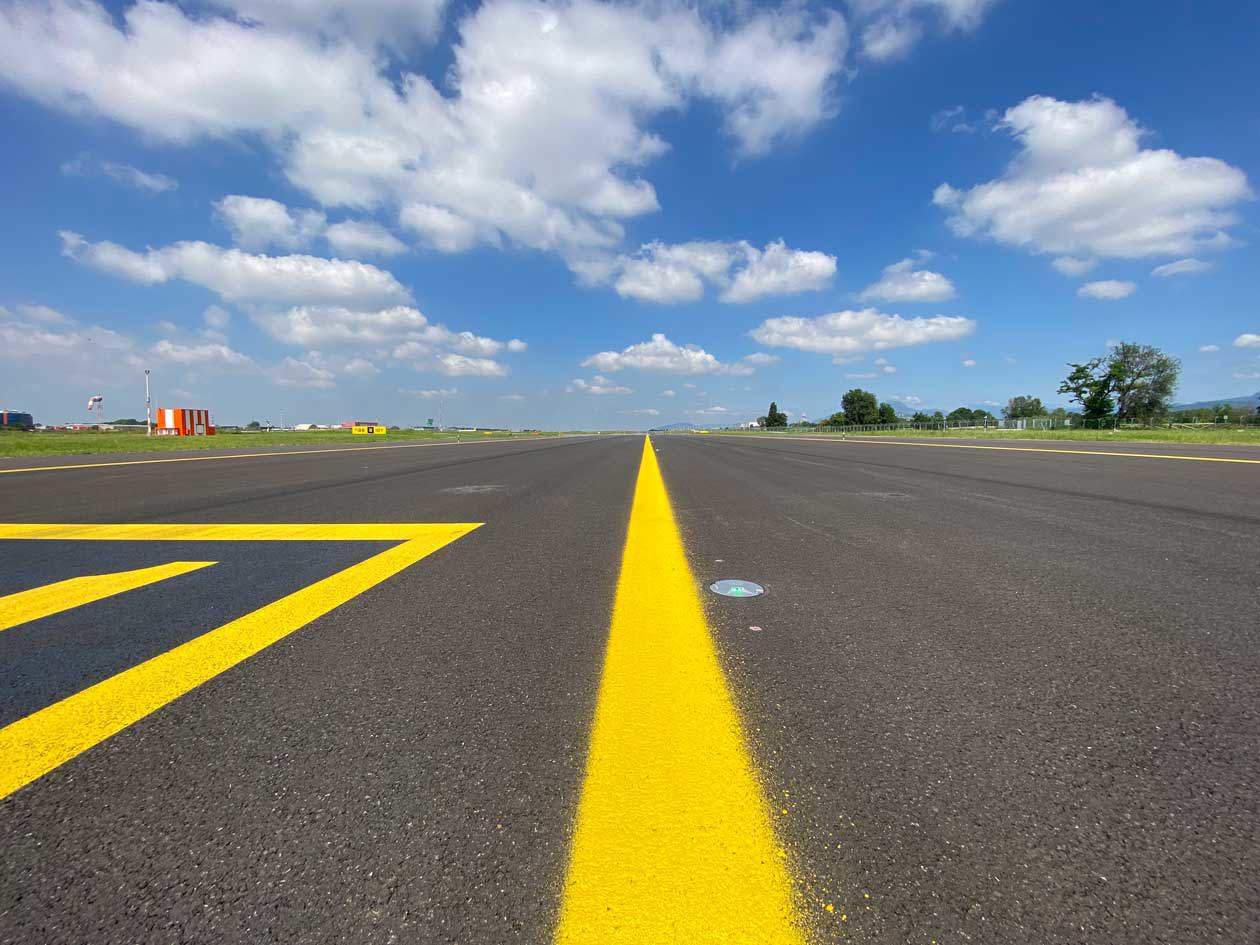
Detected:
left=144, top=369, right=152, bottom=436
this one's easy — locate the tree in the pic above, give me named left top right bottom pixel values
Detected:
left=877, top=402, right=898, bottom=423
left=1107, top=342, right=1180, bottom=418
left=108, top=417, right=143, bottom=425
left=1058, top=358, right=1115, bottom=421
left=761, top=401, right=788, bottom=428
left=1003, top=396, right=1045, bottom=419
left=247, top=420, right=262, bottom=429
left=841, top=388, right=879, bottom=424
left=1058, top=343, right=1180, bottom=422
left=910, top=411, right=932, bottom=423
left=818, top=411, right=846, bottom=427
left=947, top=406, right=975, bottom=424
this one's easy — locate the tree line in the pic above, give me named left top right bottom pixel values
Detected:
left=757, top=341, right=1257, bottom=429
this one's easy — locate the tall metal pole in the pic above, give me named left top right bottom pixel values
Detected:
left=144, top=369, right=152, bottom=436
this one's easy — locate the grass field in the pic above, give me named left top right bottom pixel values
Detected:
left=0, top=429, right=549, bottom=458
left=724, top=427, right=1260, bottom=446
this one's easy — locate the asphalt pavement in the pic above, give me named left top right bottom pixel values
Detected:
left=1, top=433, right=1257, bottom=944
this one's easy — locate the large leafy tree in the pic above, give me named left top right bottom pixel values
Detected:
left=877, top=402, right=898, bottom=423
left=841, top=388, right=879, bottom=424
left=1058, top=358, right=1115, bottom=420
left=1107, top=343, right=1180, bottom=418
left=1059, top=343, right=1180, bottom=421
left=947, top=406, right=975, bottom=423
left=1003, top=395, right=1045, bottom=419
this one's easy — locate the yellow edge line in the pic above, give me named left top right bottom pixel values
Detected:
left=0, top=561, right=217, bottom=634
left=555, top=436, right=804, bottom=944
left=713, top=433, right=1260, bottom=464
left=0, top=523, right=481, bottom=800
left=0, top=523, right=482, bottom=542
left=0, top=434, right=562, bottom=476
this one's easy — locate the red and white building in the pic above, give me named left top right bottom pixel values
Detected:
left=155, top=407, right=215, bottom=436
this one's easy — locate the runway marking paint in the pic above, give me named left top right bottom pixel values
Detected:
left=0, top=434, right=551, bottom=476
left=714, top=433, right=1260, bottom=464
left=0, top=523, right=481, bottom=799
left=555, top=437, right=805, bottom=945
left=0, top=560, right=216, bottom=634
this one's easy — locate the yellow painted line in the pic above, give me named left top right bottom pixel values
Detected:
left=714, top=433, right=1260, bottom=464
left=555, top=437, right=803, bottom=944
left=0, top=561, right=215, bottom=634
left=0, top=522, right=481, bottom=799
left=0, top=434, right=556, bottom=476
left=0, top=523, right=468, bottom=542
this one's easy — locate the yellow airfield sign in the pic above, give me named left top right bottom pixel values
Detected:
left=352, top=425, right=387, bottom=435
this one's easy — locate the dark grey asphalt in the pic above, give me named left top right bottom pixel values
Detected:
left=2, top=433, right=1258, bottom=944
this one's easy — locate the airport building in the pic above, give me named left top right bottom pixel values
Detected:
left=154, top=407, right=215, bottom=436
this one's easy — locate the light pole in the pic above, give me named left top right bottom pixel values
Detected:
left=144, top=369, right=152, bottom=436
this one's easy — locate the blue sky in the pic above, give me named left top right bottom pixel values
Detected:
left=1, top=0, right=1258, bottom=429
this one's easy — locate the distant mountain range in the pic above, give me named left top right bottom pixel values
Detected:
left=1172, top=391, right=1260, bottom=411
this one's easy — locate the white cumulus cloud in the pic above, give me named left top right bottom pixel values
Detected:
left=270, top=356, right=336, bottom=389
left=1077, top=280, right=1136, bottom=300
left=935, top=95, right=1252, bottom=260
left=151, top=338, right=256, bottom=369
left=597, top=239, right=835, bottom=304
left=1234, top=334, right=1260, bottom=348
left=859, top=256, right=956, bottom=303
left=208, top=0, right=450, bottom=54
left=1151, top=258, right=1213, bottom=278
left=582, top=333, right=754, bottom=375
left=325, top=220, right=408, bottom=258
left=401, top=387, right=459, bottom=399
left=570, top=375, right=633, bottom=395
left=1051, top=256, right=1096, bottom=277
left=723, top=240, right=837, bottom=303
left=742, top=352, right=782, bottom=366
left=214, top=195, right=325, bottom=251
left=434, top=353, right=508, bottom=377
left=61, top=231, right=410, bottom=308
left=855, top=0, right=999, bottom=61
left=1, top=0, right=849, bottom=263
left=750, top=307, right=976, bottom=357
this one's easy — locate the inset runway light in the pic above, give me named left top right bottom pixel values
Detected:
left=709, top=579, right=764, bottom=598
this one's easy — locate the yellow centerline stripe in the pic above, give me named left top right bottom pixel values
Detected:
left=0, top=434, right=562, bottom=476
left=0, top=561, right=216, bottom=634
left=714, top=433, right=1260, bottom=464
left=555, top=437, right=804, bottom=944
left=0, top=523, right=480, bottom=799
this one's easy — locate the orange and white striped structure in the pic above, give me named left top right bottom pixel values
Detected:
left=155, top=407, right=215, bottom=436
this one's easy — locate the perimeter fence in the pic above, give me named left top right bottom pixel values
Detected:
left=658, top=415, right=1260, bottom=434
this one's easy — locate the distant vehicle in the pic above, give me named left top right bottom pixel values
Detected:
left=1, top=410, right=35, bottom=431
